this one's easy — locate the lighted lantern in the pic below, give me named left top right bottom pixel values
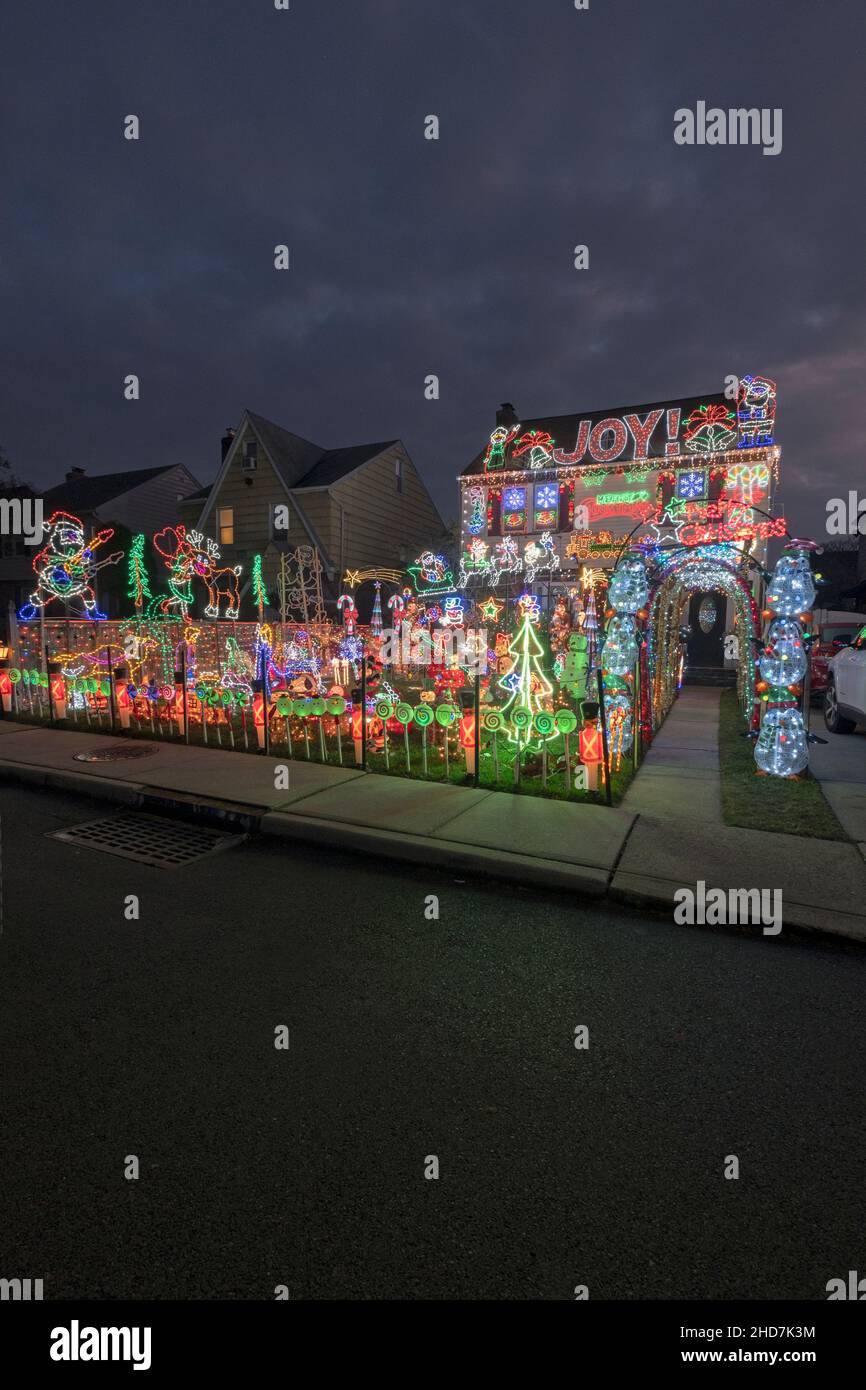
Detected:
left=114, top=662, right=131, bottom=730
left=252, top=681, right=266, bottom=750
left=578, top=698, right=604, bottom=791
left=48, top=661, right=67, bottom=721
left=458, top=709, right=477, bottom=775
left=351, top=702, right=364, bottom=765
left=173, top=668, right=185, bottom=736
left=0, top=665, right=12, bottom=714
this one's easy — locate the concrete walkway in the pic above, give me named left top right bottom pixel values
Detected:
left=622, top=687, right=722, bottom=822
left=2, top=712, right=866, bottom=942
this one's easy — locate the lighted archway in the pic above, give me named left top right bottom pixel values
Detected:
left=643, top=544, right=760, bottom=734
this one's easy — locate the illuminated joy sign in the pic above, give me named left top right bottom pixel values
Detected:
left=478, top=378, right=776, bottom=472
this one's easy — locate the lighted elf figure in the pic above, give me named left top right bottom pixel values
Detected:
left=370, top=581, right=384, bottom=638
left=497, top=593, right=554, bottom=740
left=251, top=554, right=268, bottom=622
left=578, top=698, right=604, bottom=791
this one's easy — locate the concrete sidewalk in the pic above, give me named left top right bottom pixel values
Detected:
left=1, top=715, right=865, bottom=942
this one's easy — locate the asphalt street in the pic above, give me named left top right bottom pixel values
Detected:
left=1, top=784, right=865, bottom=1301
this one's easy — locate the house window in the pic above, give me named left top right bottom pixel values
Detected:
left=533, top=482, right=559, bottom=531
left=502, top=486, right=527, bottom=533
left=395, top=458, right=404, bottom=494
left=218, top=507, right=234, bottom=545
left=243, top=440, right=258, bottom=469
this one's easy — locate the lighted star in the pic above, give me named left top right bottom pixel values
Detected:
left=479, top=596, right=503, bottom=622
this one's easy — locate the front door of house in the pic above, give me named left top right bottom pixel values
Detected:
left=687, top=591, right=725, bottom=667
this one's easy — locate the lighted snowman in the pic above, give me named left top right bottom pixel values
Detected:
left=765, top=549, right=816, bottom=617
left=601, top=615, right=638, bottom=676
left=758, top=617, right=807, bottom=687
left=754, top=707, right=809, bottom=778
left=607, top=555, right=648, bottom=615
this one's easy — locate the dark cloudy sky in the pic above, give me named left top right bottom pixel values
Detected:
left=2, top=0, right=863, bottom=533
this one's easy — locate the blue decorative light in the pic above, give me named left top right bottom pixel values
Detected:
left=676, top=468, right=708, bottom=501
left=503, top=486, right=526, bottom=512
left=534, top=483, right=558, bottom=511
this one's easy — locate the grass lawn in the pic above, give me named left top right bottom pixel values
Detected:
left=718, top=689, right=848, bottom=841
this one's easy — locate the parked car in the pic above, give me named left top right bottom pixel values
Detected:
left=811, top=635, right=854, bottom=699
left=824, top=626, right=866, bottom=733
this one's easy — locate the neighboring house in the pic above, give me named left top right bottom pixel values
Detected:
left=0, top=483, right=40, bottom=629
left=31, top=463, right=203, bottom=619
left=178, top=410, right=445, bottom=607
left=42, top=463, right=202, bottom=536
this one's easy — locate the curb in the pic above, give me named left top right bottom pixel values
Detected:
left=3, top=756, right=865, bottom=945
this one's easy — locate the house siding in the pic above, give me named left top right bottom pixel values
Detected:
left=94, top=465, right=201, bottom=534
left=330, top=443, right=444, bottom=574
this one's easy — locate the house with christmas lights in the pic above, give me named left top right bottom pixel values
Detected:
left=457, top=378, right=780, bottom=677
left=178, top=411, right=446, bottom=611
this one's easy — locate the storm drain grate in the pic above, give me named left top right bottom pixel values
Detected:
left=74, top=745, right=159, bottom=762
left=47, top=811, right=244, bottom=868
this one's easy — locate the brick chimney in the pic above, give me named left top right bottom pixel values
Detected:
left=221, top=427, right=236, bottom=461
left=496, top=402, right=519, bottom=428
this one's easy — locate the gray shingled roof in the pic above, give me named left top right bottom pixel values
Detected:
left=246, top=411, right=325, bottom=489
left=295, top=440, right=397, bottom=489
left=44, top=465, right=181, bottom=511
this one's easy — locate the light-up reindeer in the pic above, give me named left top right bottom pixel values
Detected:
left=188, top=530, right=242, bottom=619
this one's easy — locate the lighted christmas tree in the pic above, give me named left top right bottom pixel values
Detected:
left=127, top=533, right=153, bottom=613
left=498, top=594, right=554, bottom=741
left=583, top=586, right=600, bottom=670
left=371, top=580, right=384, bottom=637
left=252, top=554, right=268, bottom=618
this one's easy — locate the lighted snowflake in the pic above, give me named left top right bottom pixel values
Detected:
left=676, top=469, right=708, bottom=501
left=534, top=483, right=558, bottom=511
left=503, top=487, right=526, bottom=512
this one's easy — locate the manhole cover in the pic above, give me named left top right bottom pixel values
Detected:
left=73, top=745, right=159, bottom=762
left=47, top=812, right=244, bottom=868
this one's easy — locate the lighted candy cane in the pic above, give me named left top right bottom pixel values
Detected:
left=376, top=698, right=394, bottom=770
left=395, top=702, right=414, bottom=771
left=337, top=593, right=357, bottom=633
left=483, top=708, right=504, bottom=782
left=725, top=461, right=770, bottom=506
left=413, top=702, right=433, bottom=775
left=555, top=707, right=578, bottom=790
left=388, top=593, right=405, bottom=622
